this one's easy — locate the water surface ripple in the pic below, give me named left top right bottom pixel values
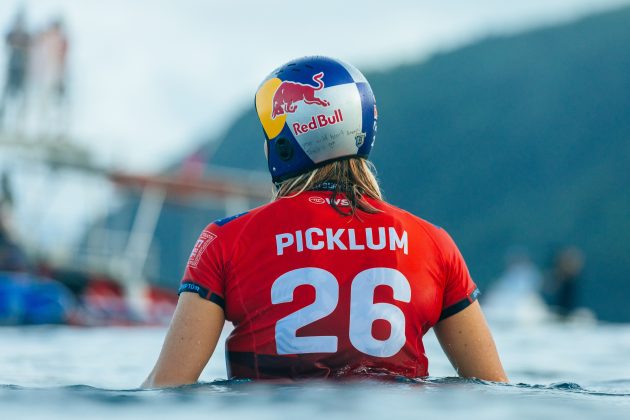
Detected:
left=1, top=323, right=629, bottom=418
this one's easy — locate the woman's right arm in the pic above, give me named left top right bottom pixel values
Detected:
left=433, top=300, right=508, bottom=383
left=142, top=292, right=225, bottom=389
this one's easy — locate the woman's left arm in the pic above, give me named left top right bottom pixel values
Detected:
left=142, top=292, right=225, bottom=388
left=433, top=300, right=508, bottom=383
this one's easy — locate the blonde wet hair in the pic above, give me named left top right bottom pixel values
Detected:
left=272, top=157, right=383, bottom=215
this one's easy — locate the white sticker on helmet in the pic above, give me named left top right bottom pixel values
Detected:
left=285, top=83, right=363, bottom=164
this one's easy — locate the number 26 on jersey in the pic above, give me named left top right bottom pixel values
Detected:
left=271, top=267, right=411, bottom=358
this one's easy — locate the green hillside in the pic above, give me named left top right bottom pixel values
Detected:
left=205, top=7, right=630, bottom=321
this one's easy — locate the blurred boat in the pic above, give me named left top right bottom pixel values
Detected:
left=0, top=130, right=267, bottom=326
left=0, top=270, right=179, bottom=326
left=0, top=271, right=75, bottom=324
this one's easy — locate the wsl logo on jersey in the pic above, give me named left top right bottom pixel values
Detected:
left=308, top=196, right=350, bottom=206
left=255, top=56, right=377, bottom=182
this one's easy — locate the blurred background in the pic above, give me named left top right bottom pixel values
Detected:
left=0, top=0, right=629, bottom=330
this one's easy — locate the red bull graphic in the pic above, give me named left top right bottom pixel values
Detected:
left=292, top=109, right=343, bottom=136
left=271, top=72, right=330, bottom=119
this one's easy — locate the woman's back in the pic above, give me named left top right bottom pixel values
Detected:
left=181, top=189, right=479, bottom=379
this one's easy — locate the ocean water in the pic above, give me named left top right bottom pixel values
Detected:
left=1, top=321, right=629, bottom=419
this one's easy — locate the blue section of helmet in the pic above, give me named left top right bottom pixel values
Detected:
left=272, top=56, right=354, bottom=88
left=357, top=82, right=376, bottom=156
left=267, top=123, right=315, bottom=181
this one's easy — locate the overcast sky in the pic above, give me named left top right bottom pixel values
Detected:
left=1, top=0, right=629, bottom=172
left=2, top=0, right=630, bottom=254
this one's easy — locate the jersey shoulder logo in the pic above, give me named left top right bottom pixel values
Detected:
left=187, top=231, right=217, bottom=268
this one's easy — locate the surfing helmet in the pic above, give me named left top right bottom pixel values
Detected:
left=255, top=56, right=377, bottom=183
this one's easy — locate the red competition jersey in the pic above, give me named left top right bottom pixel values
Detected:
left=180, top=190, right=479, bottom=379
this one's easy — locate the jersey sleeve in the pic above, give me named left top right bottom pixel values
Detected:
left=178, top=223, right=226, bottom=310
left=434, top=227, right=480, bottom=321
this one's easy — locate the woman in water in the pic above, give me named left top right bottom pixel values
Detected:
left=143, top=56, right=507, bottom=387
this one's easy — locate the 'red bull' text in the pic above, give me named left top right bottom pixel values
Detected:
left=292, top=109, right=343, bottom=136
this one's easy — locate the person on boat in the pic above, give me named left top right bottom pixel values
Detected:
left=0, top=219, right=27, bottom=272
left=0, top=10, right=30, bottom=131
left=29, top=17, right=69, bottom=139
left=143, top=56, right=507, bottom=387
left=0, top=172, right=27, bottom=273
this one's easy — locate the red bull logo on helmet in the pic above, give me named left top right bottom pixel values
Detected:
left=292, top=109, right=343, bottom=136
left=271, top=72, right=330, bottom=119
